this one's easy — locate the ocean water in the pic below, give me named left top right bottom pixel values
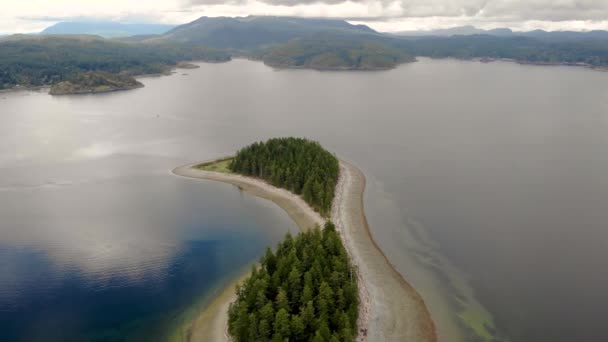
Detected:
left=1, top=58, right=607, bottom=341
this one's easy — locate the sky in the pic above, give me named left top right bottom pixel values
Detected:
left=1, top=0, right=608, bottom=34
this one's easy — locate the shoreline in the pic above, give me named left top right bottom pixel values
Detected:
left=172, top=159, right=437, bottom=341
left=332, top=161, right=436, bottom=341
left=0, top=59, right=231, bottom=96
left=2, top=56, right=605, bottom=95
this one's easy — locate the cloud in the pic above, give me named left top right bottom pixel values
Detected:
left=185, top=0, right=608, bottom=22
left=1, top=0, right=608, bottom=34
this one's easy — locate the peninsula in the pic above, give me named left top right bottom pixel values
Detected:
left=49, top=71, right=143, bottom=95
left=172, top=138, right=437, bottom=341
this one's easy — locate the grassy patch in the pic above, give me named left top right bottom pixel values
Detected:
left=195, top=157, right=233, bottom=173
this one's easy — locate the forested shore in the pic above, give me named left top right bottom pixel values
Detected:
left=229, top=138, right=339, bottom=216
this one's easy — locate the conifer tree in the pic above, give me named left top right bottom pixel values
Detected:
left=230, top=137, right=339, bottom=215
left=227, top=222, right=358, bottom=341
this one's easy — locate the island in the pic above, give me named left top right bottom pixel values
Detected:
left=261, top=38, right=414, bottom=71
left=49, top=71, right=143, bottom=95
left=172, top=137, right=437, bottom=341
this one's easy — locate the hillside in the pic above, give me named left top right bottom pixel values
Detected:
left=41, top=21, right=175, bottom=38
left=396, top=35, right=608, bottom=67
left=0, top=36, right=230, bottom=89
left=153, top=16, right=378, bottom=49
left=154, top=16, right=608, bottom=69
left=394, top=25, right=514, bottom=37
left=262, top=36, right=413, bottom=70
left=394, top=26, right=608, bottom=41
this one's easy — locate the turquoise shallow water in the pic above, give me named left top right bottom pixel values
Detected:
left=1, top=59, right=607, bottom=341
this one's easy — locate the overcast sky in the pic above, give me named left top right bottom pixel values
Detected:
left=1, top=0, right=608, bottom=34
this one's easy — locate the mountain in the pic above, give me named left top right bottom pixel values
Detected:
left=522, top=29, right=608, bottom=41
left=393, top=26, right=608, bottom=41
left=152, top=16, right=378, bottom=49
left=394, top=26, right=511, bottom=37
left=41, top=21, right=175, bottom=38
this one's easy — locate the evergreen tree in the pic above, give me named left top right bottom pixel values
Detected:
left=230, top=137, right=339, bottom=215
left=227, top=222, right=358, bottom=341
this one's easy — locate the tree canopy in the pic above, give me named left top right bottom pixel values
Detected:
left=262, top=36, right=413, bottom=70
left=228, top=222, right=358, bottom=342
left=230, top=137, right=339, bottom=216
left=0, top=36, right=230, bottom=89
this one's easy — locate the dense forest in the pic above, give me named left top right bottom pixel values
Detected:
left=229, top=138, right=339, bottom=215
left=49, top=71, right=143, bottom=95
left=258, top=33, right=608, bottom=70
left=398, top=35, right=608, bottom=67
left=228, top=222, right=359, bottom=342
left=262, top=35, right=413, bottom=70
left=0, top=36, right=230, bottom=89
left=151, top=16, right=608, bottom=69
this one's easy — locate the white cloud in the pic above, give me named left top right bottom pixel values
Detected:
left=0, top=0, right=607, bottom=34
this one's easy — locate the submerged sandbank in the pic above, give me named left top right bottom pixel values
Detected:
left=172, top=159, right=436, bottom=342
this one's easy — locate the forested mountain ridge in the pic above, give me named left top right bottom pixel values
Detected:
left=3, top=16, right=608, bottom=91
left=394, top=25, right=608, bottom=40
left=397, top=35, right=608, bottom=67
left=146, top=16, right=608, bottom=69
left=228, top=222, right=359, bottom=342
left=41, top=21, right=175, bottom=38
left=229, top=138, right=339, bottom=216
left=0, top=36, right=230, bottom=90
left=152, top=16, right=378, bottom=49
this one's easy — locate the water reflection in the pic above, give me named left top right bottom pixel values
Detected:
left=1, top=58, right=607, bottom=341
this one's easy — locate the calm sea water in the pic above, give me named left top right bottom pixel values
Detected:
left=1, top=58, right=607, bottom=341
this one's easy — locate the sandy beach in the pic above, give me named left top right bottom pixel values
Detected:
left=172, top=159, right=436, bottom=342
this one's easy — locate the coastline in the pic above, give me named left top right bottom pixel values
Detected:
left=173, top=162, right=324, bottom=232
left=171, top=159, right=437, bottom=342
left=2, top=56, right=606, bottom=96
left=0, top=59, right=231, bottom=96
left=172, top=161, right=326, bottom=342
left=332, top=161, right=436, bottom=341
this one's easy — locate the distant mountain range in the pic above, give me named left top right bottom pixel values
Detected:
left=40, top=21, right=175, bottom=38
left=395, top=25, right=513, bottom=37
left=394, top=25, right=608, bottom=40
left=2, top=16, right=608, bottom=92
left=37, top=19, right=608, bottom=43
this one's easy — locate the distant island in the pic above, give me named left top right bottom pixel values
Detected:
left=172, top=137, right=437, bottom=341
left=261, top=38, right=413, bottom=71
left=50, top=71, right=143, bottom=95
left=40, top=21, right=175, bottom=38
